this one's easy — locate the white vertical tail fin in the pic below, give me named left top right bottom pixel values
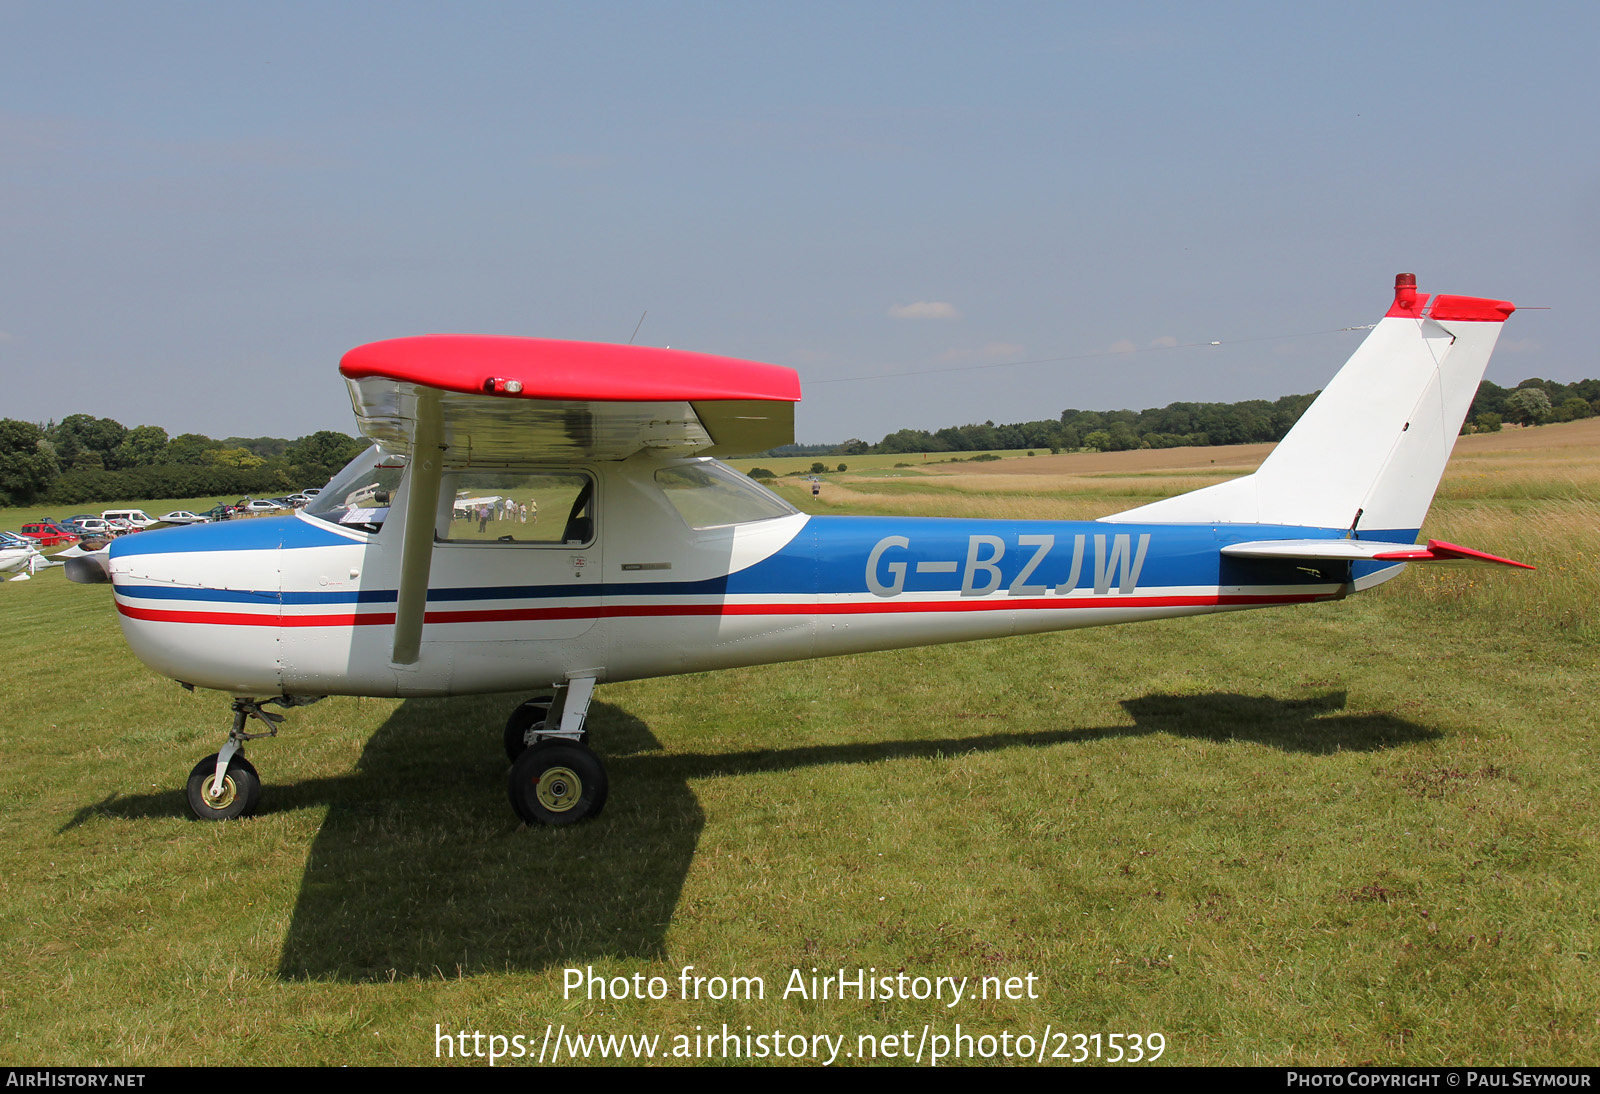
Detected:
left=1103, top=274, right=1515, bottom=535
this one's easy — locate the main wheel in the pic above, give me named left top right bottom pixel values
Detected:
left=185, top=753, right=262, bottom=821
left=503, top=696, right=554, bottom=760
left=508, top=741, right=608, bottom=826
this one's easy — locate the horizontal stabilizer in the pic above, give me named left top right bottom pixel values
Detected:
left=64, top=549, right=112, bottom=584
left=1222, top=538, right=1533, bottom=569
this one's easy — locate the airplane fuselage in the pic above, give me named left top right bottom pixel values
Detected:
left=106, top=456, right=1398, bottom=700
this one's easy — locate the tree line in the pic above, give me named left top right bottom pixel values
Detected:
left=810, top=377, right=1600, bottom=459
left=0, top=414, right=368, bottom=507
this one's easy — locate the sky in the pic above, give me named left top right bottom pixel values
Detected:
left=3, top=1, right=1597, bottom=445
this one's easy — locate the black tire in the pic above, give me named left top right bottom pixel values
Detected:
left=508, top=741, right=607, bottom=826
left=185, top=753, right=262, bottom=821
left=503, top=696, right=555, bottom=760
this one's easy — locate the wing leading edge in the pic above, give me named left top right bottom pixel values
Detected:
left=340, top=335, right=801, bottom=462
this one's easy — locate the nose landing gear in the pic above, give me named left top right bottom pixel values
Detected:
left=183, top=697, right=318, bottom=821
left=185, top=752, right=261, bottom=820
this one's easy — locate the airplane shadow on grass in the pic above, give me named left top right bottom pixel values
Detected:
left=65, top=690, right=1437, bottom=981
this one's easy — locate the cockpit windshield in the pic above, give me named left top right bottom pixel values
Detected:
left=304, top=446, right=408, bottom=533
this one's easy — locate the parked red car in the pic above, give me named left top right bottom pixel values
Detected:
left=20, top=521, right=79, bottom=548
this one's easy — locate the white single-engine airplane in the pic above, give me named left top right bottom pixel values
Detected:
left=69, top=273, right=1531, bottom=824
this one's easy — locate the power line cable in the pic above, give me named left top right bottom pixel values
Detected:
left=806, top=324, right=1375, bottom=386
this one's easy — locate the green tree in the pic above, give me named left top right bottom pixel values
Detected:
left=166, top=433, right=218, bottom=464
left=1557, top=397, right=1593, bottom=422
left=110, top=424, right=170, bottom=468
left=1107, top=421, right=1142, bottom=451
left=286, top=431, right=366, bottom=486
left=1505, top=387, right=1553, bottom=426
left=207, top=447, right=266, bottom=469
left=53, top=414, right=126, bottom=464
left=0, top=419, right=60, bottom=505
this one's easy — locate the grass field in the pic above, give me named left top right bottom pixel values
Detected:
left=1, top=421, right=1595, bottom=1066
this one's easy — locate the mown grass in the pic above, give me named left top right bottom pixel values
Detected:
left=0, top=425, right=1595, bottom=1066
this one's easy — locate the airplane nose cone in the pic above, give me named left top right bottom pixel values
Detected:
left=109, top=519, right=290, bottom=695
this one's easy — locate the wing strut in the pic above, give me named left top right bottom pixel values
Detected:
left=392, top=391, right=445, bottom=666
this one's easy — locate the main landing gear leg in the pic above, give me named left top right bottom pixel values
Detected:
left=507, top=676, right=608, bottom=826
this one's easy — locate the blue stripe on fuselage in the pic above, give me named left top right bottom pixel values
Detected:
left=111, top=513, right=1419, bottom=604
left=738, top=516, right=1411, bottom=597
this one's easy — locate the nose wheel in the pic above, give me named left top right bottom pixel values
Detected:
left=182, top=696, right=318, bottom=821
left=185, top=753, right=261, bottom=821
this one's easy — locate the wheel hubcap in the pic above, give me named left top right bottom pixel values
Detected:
left=536, top=766, right=581, bottom=813
left=206, top=775, right=237, bottom=808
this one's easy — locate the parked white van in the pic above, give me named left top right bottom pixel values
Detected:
left=101, top=509, right=157, bottom=529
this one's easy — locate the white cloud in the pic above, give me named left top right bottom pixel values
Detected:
left=1109, top=339, right=1138, bottom=354
left=888, top=301, right=961, bottom=320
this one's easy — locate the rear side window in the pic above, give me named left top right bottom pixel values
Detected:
left=654, top=461, right=796, bottom=530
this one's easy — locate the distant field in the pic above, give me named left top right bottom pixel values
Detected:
left=1, top=421, right=1595, bottom=1066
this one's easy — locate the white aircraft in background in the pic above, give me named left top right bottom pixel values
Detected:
left=2, top=533, right=54, bottom=581
left=69, top=274, right=1530, bottom=824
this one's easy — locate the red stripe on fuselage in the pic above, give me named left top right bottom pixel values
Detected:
left=115, top=590, right=1329, bottom=628
left=115, top=603, right=394, bottom=627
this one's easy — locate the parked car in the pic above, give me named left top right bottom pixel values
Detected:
left=101, top=509, right=157, bottom=529
left=158, top=511, right=212, bottom=525
left=206, top=505, right=234, bottom=522
left=19, top=522, right=78, bottom=547
left=73, top=518, right=112, bottom=537
left=243, top=500, right=285, bottom=513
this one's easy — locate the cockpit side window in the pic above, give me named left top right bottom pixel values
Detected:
left=653, top=461, right=797, bottom=530
left=439, top=470, right=595, bottom=546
